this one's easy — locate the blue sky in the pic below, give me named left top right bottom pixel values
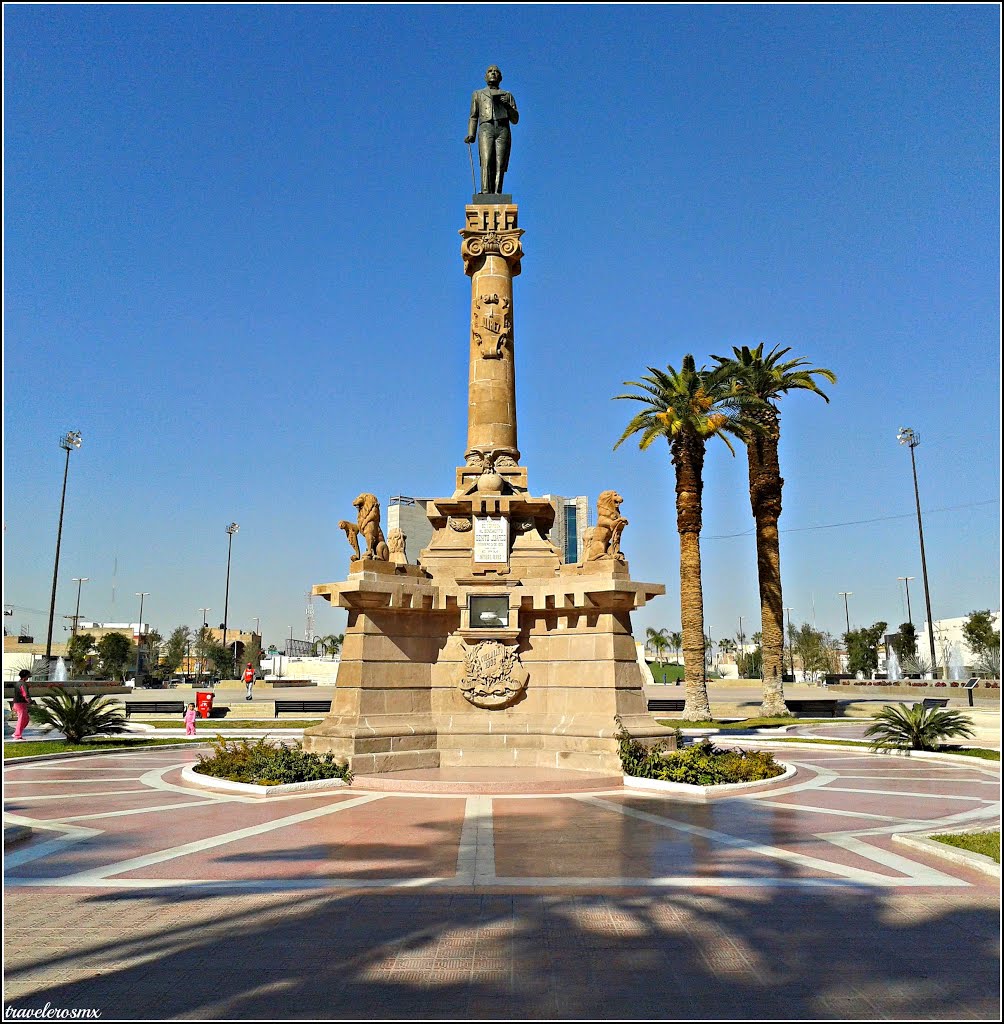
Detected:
left=3, top=4, right=1000, bottom=651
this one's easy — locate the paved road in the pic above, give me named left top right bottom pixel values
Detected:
left=3, top=743, right=999, bottom=1019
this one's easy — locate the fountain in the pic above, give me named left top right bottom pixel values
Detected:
left=885, top=647, right=901, bottom=682
left=52, top=658, right=69, bottom=682
left=948, top=644, right=965, bottom=681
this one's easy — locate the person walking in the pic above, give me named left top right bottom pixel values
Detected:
left=11, top=669, right=32, bottom=740
left=183, top=702, right=198, bottom=737
left=243, top=662, right=256, bottom=702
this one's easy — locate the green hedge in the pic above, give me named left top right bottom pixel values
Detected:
left=195, top=736, right=352, bottom=786
left=616, top=718, right=784, bottom=785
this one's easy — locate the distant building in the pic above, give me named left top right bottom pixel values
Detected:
left=387, top=496, right=435, bottom=565
left=542, top=495, right=590, bottom=565
left=916, top=612, right=1001, bottom=672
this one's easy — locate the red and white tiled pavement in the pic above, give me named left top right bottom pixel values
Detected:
left=4, top=743, right=1000, bottom=1020
left=4, top=743, right=999, bottom=892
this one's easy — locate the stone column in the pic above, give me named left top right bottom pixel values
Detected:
left=460, top=202, right=524, bottom=466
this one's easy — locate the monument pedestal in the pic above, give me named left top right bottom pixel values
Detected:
left=305, top=196, right=676, bottom=773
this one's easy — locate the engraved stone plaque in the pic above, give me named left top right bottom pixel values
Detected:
left=473, top=516, right=509, bottom=563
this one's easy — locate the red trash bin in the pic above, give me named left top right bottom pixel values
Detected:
left=195, top=691, right=214, bottom=720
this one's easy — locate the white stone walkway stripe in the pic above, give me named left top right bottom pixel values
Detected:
left=2, top=815, right=102, bottom=869
left=3, top=778, right=145, bottom=785
left=56, top=799, right=222, bottom=823
left=4, top=790, right=149, bottom=802
left=455, top=796, right=495, bottom=883
left=50, top=792, right=387, bottom=885
left=837, top=775, right=1000, bottom=785
left=823, top=786, right=993, bottom=802
left=820, top=834, right=968, bottom=885
left=757, top=801, right=912, bottom=822
left=736, top=759, right=838, bottom=800
left=574, top=794, right=967, bottom=887
left=138, top=763, right=259, bottom=803
left=6, top=766, right=154, bottom=772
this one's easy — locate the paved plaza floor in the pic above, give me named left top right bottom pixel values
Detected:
left=3, top=739, right=1000, bottom=1019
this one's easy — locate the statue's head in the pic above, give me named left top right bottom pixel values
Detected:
left=485, top=65, right=502, bottom=86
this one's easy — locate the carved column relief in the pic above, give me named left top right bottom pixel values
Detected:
left=460, top=204, right=524, bottom=464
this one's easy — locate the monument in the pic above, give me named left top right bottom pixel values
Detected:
left=304, top=68, right=675, bottom=774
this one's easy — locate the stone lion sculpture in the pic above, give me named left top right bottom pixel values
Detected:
left=352, top=493, right=390, bottom=561
left=583, top=490, right=628, bottom=562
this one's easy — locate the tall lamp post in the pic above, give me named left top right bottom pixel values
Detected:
left=134, top=593, right=149, bottom=681
left=197, top=609, right=210, bottom=679
left=783, top=607, right=794, bottom=677
left=45, top=431, right=83, bottom=673
left=221, top=523, right=239, bottom=679
left=897, top=427, right=938, bottom=671
left=70, top=577, right=89, bottom=637
left=838, top=592, right=852, bottom=635
left=897, top=576, right=915, bottom=626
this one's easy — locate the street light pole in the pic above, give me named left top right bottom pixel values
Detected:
left=221, top=523, right=239, bottom=679
left=897, top=428, right=938, bottom=671
left=897, top=576, right=915, bottom=626
left=197, top=608, right=210, bottom=680
left=134, top=593, right=149, bottom=681
left=838, top=592, right=852, bottom=635
left=45, top=431, right=83, bottom=673
left=783, top=607, right=794, bottom=676
left=71, top=578, right=89, bottom=637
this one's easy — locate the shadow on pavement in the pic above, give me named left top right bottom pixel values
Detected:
left=3, top=885, right=999, bottom=1019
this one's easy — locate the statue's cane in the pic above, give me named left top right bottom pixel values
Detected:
left=467, top=142, right=477, bottom=193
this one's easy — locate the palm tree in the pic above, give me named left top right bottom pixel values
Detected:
left=32, top=691, right=127, bottom=744
left=714, top=344, right=836, bottom=717
left=865, top=702, right=975, bottom=752
left=717, top=637, right=737, bottom=669
left=615, top=356, right=741, bottom=719
left=668, top=630, right=683, bottom=665
left=645, top=627, right=670, bottom=664
left=320, top=634, right=344, bottom=659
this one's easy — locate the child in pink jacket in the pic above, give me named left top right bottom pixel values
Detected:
left=183, top=703, right=198, bottom=736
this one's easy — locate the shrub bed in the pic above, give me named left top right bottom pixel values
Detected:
left=616, top=720, right=784, bottom=785
left=195, top=736, right=352, bottom=786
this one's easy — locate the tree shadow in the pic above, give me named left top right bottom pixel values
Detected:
left=3, top=884, right=998, bottom=1019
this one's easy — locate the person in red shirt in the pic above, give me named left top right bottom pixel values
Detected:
left=243, top=662, right=256, bottom=701
left=11, top=669, right=32, bottom=739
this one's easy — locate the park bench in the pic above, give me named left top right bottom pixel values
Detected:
left=784, top=699, right=839, bottom=718
left=274, top=700, right=332, bottom=715
left=124, top=701, right=185, bottom=717
left=921, top=697, right=950, bottom=709
left=647, top=699, right=686, bottom=713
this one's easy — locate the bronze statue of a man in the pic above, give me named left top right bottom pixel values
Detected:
left=465, top=65, right=519, bottom=195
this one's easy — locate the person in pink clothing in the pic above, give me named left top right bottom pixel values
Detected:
left=11, top=669, right=32, bottom=740
left=183, top=702, right=198, bottom=736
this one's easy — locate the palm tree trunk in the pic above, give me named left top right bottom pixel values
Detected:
left=747, top=428, right=788, bottom=716
left=674, top=437, right=712, bottom=720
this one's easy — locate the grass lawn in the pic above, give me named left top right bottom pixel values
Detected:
left=930, top=831, right=1001, bottom=863
left=656, top=717, right=839, bottom=730
left=4, top=737, right=206, bottom=759
left=134, top=719, right=322, bottom=729
left=722, top=736, right=1001, bottom=760
left=647, top=662, right=685, bottom=684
